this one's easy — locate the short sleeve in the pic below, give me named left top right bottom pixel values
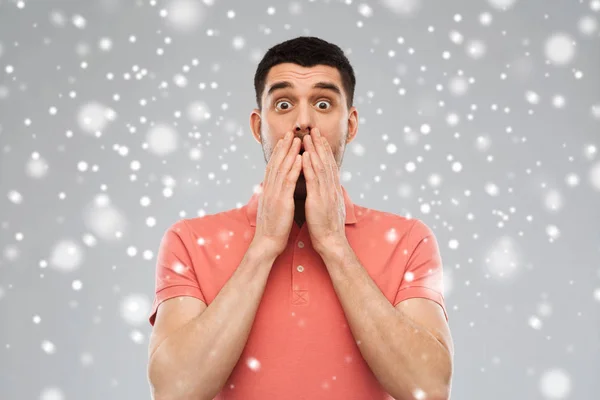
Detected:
left=148, top=219, right=206, bottom=326
left=393, top=219, right=448, bottom=322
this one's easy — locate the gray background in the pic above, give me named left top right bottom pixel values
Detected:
left=1, top=0, right=599, bottom=399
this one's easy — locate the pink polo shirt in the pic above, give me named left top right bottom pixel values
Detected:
left=149, top=181, right=448, bottom=399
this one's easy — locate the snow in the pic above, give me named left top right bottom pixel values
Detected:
left=0, top=0, right=598, bottom=398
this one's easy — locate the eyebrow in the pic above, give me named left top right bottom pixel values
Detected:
left=266, top=81, right=342, bottom=98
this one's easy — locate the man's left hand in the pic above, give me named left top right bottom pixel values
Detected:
left=301, top=128, right=347, bottom=254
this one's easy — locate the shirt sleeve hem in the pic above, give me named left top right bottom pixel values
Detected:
left=393, top=286, right=448, bottom=322
left=149, top=285, right=207, bottom=326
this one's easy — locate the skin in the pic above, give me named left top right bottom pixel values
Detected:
left=250, top=63, right=359, bottom=227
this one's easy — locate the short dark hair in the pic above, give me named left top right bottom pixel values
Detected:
left=253, top=36, right=356, bottom=112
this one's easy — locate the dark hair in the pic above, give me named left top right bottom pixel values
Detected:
left=253, top=36, right=356, bottom=112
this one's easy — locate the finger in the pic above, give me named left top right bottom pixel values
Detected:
left=263, top=138, right=281, bottom=187
left=302, top=151, right=318, bottom=191
left=320, top=137, right=340, bottom=186
left=311, top=129, right=331, bottom=180
left=282, top=153, right=303, bottom=198
left=266, top=131, right=293, bottom=189
left=274, top=136, right=302, bottom=189
left=303, top=134, right=326, bottom=185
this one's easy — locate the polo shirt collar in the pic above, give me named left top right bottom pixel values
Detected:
left=245, top=181, right=357, bottom=227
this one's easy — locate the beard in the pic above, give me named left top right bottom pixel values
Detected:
left=294, top=173, right=307, bottom=199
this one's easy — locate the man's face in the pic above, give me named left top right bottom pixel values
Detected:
left=250, top=63, right=358, bottom=198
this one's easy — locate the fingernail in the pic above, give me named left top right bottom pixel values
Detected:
left=285, top=131, right=291, bottom=139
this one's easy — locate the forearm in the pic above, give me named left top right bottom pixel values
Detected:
left=320, top=243, right=452, bottom=400
left=149, top=240, right=277, bottom=400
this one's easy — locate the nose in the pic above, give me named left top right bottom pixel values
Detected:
left=295, top=124, right=312, bottom=135
left=294, top=101, right=315, bottom=136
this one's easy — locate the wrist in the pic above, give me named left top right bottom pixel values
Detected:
left=315, top=236, right=350, bottom=260
left=249, top=237, right=281, bottom=263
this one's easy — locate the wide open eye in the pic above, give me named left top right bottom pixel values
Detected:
left=275, top=100, right=292, bottom=111
left=316, top=100, right=331, bottom=110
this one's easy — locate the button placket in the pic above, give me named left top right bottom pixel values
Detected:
left=292, top=238, right=309, bottom=305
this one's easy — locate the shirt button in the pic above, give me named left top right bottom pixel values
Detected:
left=296, top=265, right=304, bottom=272
left=297, top=241, right=304, bottom=248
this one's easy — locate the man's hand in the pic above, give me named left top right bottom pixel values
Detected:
left=301, top=127, right=347, bottom=254
left=254, top=130, right=303, bottom=258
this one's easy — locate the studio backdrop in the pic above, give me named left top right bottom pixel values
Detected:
left=1, top=0, right=599, bottom=399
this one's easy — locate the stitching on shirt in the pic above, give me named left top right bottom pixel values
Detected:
left=396, top=285, right=444, bottom=299
left=155, top=284, right=202, bottom=294
left=292, top=290, right=308, bottom=304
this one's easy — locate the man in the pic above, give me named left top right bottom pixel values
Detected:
left=147, top=36, right=454, bottom=400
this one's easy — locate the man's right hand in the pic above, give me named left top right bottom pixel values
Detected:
left=252, top=130, right=303, bottom=258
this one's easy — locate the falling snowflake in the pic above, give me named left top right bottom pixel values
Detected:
left=544, top=33, right=576, bottom=65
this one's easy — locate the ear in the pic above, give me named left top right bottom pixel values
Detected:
left=346, top=106, right=359, bottom=144
left=250, top=109, right=262, bottom=144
